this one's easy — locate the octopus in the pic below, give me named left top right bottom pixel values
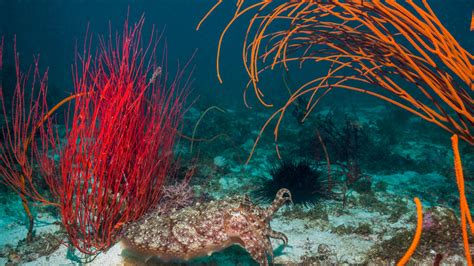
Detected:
left=121, top=188, right=292, bottom=265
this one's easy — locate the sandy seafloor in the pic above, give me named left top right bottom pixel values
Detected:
left=0, top=104, right=472, bottom=265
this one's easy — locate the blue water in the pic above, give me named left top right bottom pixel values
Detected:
left=2, top=0, right=471, bottom=109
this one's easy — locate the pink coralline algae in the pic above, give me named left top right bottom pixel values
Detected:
left=122, top=188, right=292, bottom=265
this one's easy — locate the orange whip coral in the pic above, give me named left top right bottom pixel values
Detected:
left=471, top=10, right=474, bottom=31
left=199, top=0, right=473, bottom=264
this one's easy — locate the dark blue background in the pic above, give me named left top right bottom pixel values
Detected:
left=0, top=0, right=472, bottom=109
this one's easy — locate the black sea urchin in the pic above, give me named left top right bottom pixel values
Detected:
left=255, top=160, right=324, bottom=205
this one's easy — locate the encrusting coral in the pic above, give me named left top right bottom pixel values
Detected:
left=122, top=188, right=292, bottom=265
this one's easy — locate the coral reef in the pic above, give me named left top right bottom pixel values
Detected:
left=0, top=1, right=472, bottom=264
left=200, top=0, right=473, bottom=262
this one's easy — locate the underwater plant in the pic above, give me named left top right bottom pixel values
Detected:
left=199, top=0, right=472, bottom=264
left=255, top=160, right=323, bottom=205
left=0, top=17, right=190, bottom=255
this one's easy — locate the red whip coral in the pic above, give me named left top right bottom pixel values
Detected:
left=49, top=18, right=190, bottom=254
left=0, top=38, right=58, bottom=241
left=1, top=17, right=190, bottom=254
